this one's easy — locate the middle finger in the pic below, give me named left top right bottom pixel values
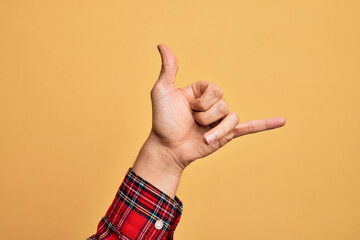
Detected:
left=193, top=99, right=229, bottom=126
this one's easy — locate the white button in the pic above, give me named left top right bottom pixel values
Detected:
left=155, top=219, right=164, bottom=230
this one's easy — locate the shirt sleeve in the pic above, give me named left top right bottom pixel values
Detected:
left=88, top=168, right=183, bottom=240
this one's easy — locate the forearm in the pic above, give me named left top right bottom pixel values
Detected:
left=132, top=131, right=184, bottom=199
left=88, top=167, right=183, bottom=240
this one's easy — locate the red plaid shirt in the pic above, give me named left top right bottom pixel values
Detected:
left=88, top=168, right=183, bottom=240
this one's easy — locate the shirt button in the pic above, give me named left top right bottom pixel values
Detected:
left=155, top=219, right=164, bottom=230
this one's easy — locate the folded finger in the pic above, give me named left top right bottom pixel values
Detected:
left=203, top=112, right=239, bottom=144
left=194, top=99, right=229, bottom=126
left=190, top=81, right=223, bottom=111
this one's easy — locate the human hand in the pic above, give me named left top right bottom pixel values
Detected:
left=132, top=44, right=285, bottom=197
left=149, top=44, right=285, bottom=168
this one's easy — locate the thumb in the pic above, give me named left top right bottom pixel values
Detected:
left=156, top=44, right=178, bottom=86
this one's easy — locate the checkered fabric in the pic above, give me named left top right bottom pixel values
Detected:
left=88, top=168, right=183, bottom=240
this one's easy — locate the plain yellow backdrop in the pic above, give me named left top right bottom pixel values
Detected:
left=1, top=0, right=359, bottom=239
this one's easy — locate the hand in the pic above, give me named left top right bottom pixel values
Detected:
left=132, top=44, right=286, bottom=198
left=150, top=44, right=285, bottom=167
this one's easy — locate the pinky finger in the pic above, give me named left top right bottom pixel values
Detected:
left=233, top=117, right=286, bottom=138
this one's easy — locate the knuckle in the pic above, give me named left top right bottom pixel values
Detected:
left=197, top=80, right=207, bottom=89
left=194, top=99, right=207, bottom=111
left=150, top=87, right=156, bottom=97
left=213, top=85, right=223, bottom=98
left=199, top=80, right=207, bottom=85
left=218, top=99, right=229, bottom=114
left=247, top=121, right=255, bottom=133
left=150, top=83, right=160, bottom=94
left=234, top=113, right=240, bottom=124
left=151, top=83, right=168, bottom=97
left=229, top=112, right=240, bottom=124
left=194, top=113, right=207, bottom=126
left=199, top=104, right=207, bottom=112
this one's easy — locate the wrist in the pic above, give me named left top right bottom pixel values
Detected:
left=132, top=131, right=184, bottom=199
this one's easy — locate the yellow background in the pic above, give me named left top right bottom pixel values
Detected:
left=1, top=0, right=359, bottom=239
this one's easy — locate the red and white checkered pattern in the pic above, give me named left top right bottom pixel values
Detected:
left=89, top=168, right=183, bottom=240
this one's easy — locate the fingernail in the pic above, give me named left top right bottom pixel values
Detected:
left=205, top=134, right=216, bottom=144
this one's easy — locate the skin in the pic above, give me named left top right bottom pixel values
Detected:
left=132, top=44, right=286, bottom=199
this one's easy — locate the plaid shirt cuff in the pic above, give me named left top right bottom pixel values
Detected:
left=89, top=168, right=183, bottom=240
